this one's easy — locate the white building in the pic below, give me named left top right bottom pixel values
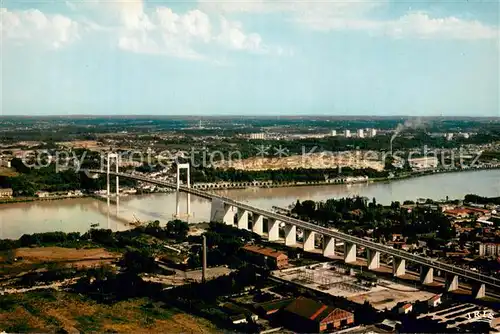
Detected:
left=408, top=157, right=439, bottom=169
left=399, top=303, right=413, bottom=314
left=368, top=128, right=377, bottom=137
left=0, top=188, right=13, bottom=198
left=330, top=130, right=337, bottom=137
left=0, top=159, right=11, bottom=168
left=344, top=130, right=351, bottom=138
left=445, top=133, right=454, bottom=141
left=428, top=294, right=442, bottom=308
left=357, top=129, right=364, bottom=138
left=249, top=133, right=265, bottom=140
left=479, top=243, right=500, bottom=257
left=36, top=191, right=50, bottom=198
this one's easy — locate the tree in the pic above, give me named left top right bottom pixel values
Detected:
left=166, top=220, right=189, bottom=241
left=121, top=250, right=158, bottom=274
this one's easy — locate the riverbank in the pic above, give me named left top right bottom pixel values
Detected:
left=0, top=195, right=91, bottom=205
left=1, top=169, right=499, bottom=239
left=1, top=166, right=498, bottom=205
left=194, top=165, right=500, bottom=191
left=0, top=190, right=176, bottom=205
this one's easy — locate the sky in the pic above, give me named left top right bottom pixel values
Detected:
left=1, top=0, right=499, bottom=117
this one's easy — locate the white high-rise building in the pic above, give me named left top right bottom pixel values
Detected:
left=344, top=130, right=351, bottom=138
left=330, top=130, right=337, bottom=137
left=249, top=133, right=265, bottom=140
left=368, top=128, right=377, bottom=137
left=445, top=133, right=454, bottom=141
left=357, top=129, right=364, bottom=138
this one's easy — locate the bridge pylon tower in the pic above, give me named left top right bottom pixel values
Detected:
left=106, top=153, right=120, bottom=199
left=174, top=163, right=192, bottom=220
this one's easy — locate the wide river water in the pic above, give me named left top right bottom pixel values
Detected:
left=1, top=170, right=499, bottom=239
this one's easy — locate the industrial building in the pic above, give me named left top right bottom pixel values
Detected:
left=249, top=133, right=265, bottom=140
left=222, top=303, right=258, bottom=325
left=479, top=242, right=500, bottom=257
left=407, top=157, right=439, bottom=170
left=399, top=303, right=413, bottom=314
left=0, top=159, right=11, bottom=168
left=241, top=244, right=288, bottom=269
left=428, top=294, right=442, bottom=308
left=368, top=128, right=377, bottom=137
left=282, top=297, right=354, bottom=332
left=0, top=188, right=13, bottom=198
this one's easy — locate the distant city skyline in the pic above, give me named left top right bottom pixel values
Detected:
left=1, top=0, right=499, bottom=117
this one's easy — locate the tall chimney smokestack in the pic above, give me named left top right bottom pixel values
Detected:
left=202, top=235, right=207, bottom=283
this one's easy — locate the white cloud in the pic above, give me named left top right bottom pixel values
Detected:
left=199, top=0, right=498, bottom=40
left=112, top=4, right=274, bottom=59
left=218, top=18, right=262, bottom=51
left=384, top=12, right=499, bottom=40
left=199, top=0, right=383, bottom=20
left=1, top=8, right=80, bottom=49
left=1, top=1, right=278, bottom=59
left=300, top=11, right=499, bottom=40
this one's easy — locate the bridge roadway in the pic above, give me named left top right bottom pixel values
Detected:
left=87, top=170, right=500, bottom=291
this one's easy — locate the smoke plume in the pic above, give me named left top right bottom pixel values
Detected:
left=390, top=118, right=424, bottom=154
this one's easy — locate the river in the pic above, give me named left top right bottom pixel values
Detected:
left=1, top=169, right=499, bottom=239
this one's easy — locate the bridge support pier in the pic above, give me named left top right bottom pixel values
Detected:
left=344, top=242, right=356, bottom=263
left=223, top=205, right=235, bottom=225
left=210, top=199, right=234, bottom=225
left=237, top=208, right=248, bottom=230
left=367, top=249, right=380, bottom=270
left=420, top=266, right=434, bottom=285
left=303, top=230, right=315, bottom=251
left=284, top=224, right=296, bottom=246
left=267, top=219, right=279, bottom=241
left=323, top=236, right=335, bottom=258
left=393, top=258, right=406, bottom=277
left=445, top=274, right=459, bottom=292
left=472, top=283, right=485, bottom=299
left=175, top=163, right=191, bottom=219
left=252, top=214, right=263, bottom=235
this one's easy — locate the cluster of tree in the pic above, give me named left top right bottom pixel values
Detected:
left=139, top=220, right=190, bottom=242
left=119, top=249, right=175, bottom=275
left=0, top=157, right=136, bottom=196
left=83, top=220, right=189, bottom=250
left=188, top=222, right=261, bottom=268
left=71, top=266, right=164, bottom=303
left=0, top=231, right=83, bottom=251
left=291, top=197, right=456, bottom=246
left=0, top=220, right=190, bottom=251
left=167, top=265, right=258, bottom=304
left=15, top=267, right=79, bottom=288
left=464, top=194, right=500, bottom=205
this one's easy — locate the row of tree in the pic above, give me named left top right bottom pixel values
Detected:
left=292, top=196, right=456, bottom=246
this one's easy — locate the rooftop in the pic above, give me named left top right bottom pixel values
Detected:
left=429, top=294, right=442, bottom=302
left=255, top=298, right=294, bottom=313
left=242, top=244, right=287, bottom=259
left=284, top=297, right=352, bottom=322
